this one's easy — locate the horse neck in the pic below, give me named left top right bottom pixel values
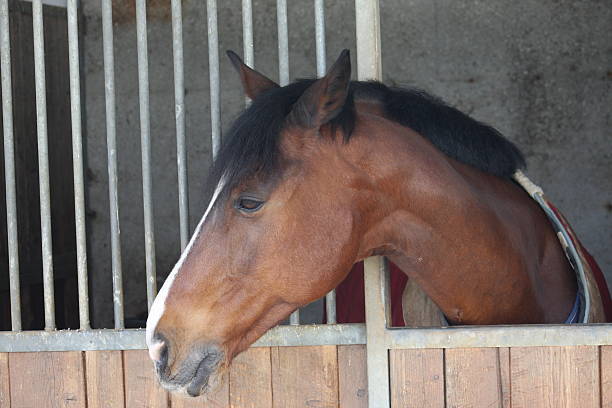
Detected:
left=352, top=113, right=576, bottom=324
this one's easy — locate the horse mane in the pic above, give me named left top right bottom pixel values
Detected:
left=206, top=79, right=525, bottom=198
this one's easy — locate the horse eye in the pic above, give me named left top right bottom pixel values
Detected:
left=235, top=197, right=264, bottom=213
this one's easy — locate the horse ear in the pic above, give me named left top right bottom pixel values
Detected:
left=290, top=49, right=351, bottom=129
left=227, top=50, right=279, bottom=100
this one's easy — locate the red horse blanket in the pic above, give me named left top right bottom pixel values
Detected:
left=331, top=204, right=612, bottom=325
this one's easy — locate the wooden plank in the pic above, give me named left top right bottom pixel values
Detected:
left=511, top=345, right=599, bottom=408
left=0, top=353, right=9, bottom=407
left=229, top=347, right=272, bottom=408
left=338, top=345, right=368, bottom=408
left=271, top=345, right=339, bottom=408
left=602, top=346, right=612, bottom=408
left=445, top=347, right=508, bottom=408
left=390, top=349, right=444, bottom=408
left=85, top=350, right=125, bottom=408
left=170, top=371, right=229, bottom=408
left=123, top=349, right=168, bottom=408
left=9, top=351, right=86, bottom=407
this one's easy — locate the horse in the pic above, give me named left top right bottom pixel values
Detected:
left=145, top=49, right=610, bottom=397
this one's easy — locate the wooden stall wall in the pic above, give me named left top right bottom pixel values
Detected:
left=0, top=345, right=610, bottom=407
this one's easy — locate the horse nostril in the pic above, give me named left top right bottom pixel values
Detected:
left=149, top=340, right=168, bottom=371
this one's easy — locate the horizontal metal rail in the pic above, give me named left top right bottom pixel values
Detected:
left=1, top=324, right=611, bottom=353
left=21, top=0, right=67, bottom=8
left=0, top=324, right=365, bottom=352
left=387, top=324, right=612, bottom=349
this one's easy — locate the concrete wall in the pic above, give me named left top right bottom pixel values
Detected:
left=82, top=0, right=612, bottom=328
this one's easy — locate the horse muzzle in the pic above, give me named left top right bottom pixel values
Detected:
left=152, top=341, right=224, bottom=397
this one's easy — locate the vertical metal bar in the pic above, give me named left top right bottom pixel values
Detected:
left=276, top=0, right=297, bottom=324
left=363, top=257, right=390, bottom=408
left=32, top=0, right=56, bottom=330
left=314, top=0, right=326, bottom=77
left=135, top=0, right=156, bottom=310
left=289, top=309, right=300, bottom=326
left=241, top=0, right=253, bottom=106
left=1, top=0, right=21, bottom=331
left=276, top=0, right=289, bottom=86
left=101, top=0, right=124, bottom=329
left=171, top=0, right=188, bottom=250
left=206, top=0, right=221, bottom=158
left=355, top=0, right=382, bottom=81
left=315, top=0, right=336, bottom=324
left=67, top=0, right=89, bottom=329
left=356, top=1, right=385, bottom=406
left=241, top=0, right=253, bottom=68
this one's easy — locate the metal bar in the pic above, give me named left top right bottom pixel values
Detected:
left=363, top=256, right=390, bottom=408
left=355, top=0, right=382, bottom=81
left=32, top=0, right=56, bottom=330
left=253, top=323, right=365, bottom=347
left=314, top=0, right=326, bottom=77
left=21, top=0, right=67, bottom=8
left=0, top=0, right=21, bottom=331
left=276, top=0, right=289, bottom=86
left=0, top=329, right=148, bottom=352
left=386, top=324, right=612, bottom=349
left=101, top=0, right=124, bottom=329
left=135, top=0, right=157, bottom=311
left=356, top=1, right=384, bottom=404
left=67, top=0, right=89, bottom=329
left=1, top=323, right=610, bottom=353
left=289, top=309, right=300, bottom=325
left=206, top=0, right=221, bottom=158
left=325, top=291, right=336, bottom=324
left=171, top=0, right=188, bottom=249
left=314, top=0, right=336, bottom=323
left=242, top=0, right=253, bottom=106
left=276, top=0, right=297, bottom=324
left=0, top=324, right=367, bottom=352
left=241, top=0, right=253, bottom=67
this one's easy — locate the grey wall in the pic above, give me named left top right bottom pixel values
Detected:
left=82, top=0, right=612, bottom=328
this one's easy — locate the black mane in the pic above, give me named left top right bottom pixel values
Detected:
left=206, top=80, right=525, bottom=198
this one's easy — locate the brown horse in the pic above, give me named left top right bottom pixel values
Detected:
left=145, top=49, right=608, bottom=397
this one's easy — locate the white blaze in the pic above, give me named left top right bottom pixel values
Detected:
left=146, top=178, right=226, bottom=357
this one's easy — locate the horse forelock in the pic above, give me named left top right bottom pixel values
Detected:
left=202, top=79, right=356, bottom=204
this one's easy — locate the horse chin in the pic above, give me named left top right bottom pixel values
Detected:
left=170, top=365, right=226, bottom=398
left=189, top=370, right=226, bottom=398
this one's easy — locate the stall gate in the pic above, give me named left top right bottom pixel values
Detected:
left=1, top=0, right=611, bottom=407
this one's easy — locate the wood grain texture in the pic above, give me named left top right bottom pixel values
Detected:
left=123, top=349, right=168, bottom=408
left=85, top=350, right=125, bottom=408
left=271, top=345, right=339, bottom=408
left=445, top=347, right=508, bottom=408
left=338, top=345, right=368, bottom=408
left=170, top=371, right=229, bottom=408
left=0, top=353, right=9, bottom=407
left=390, top=349, right=444, bottom=408
left=511, top=345, right=599, bottom=408
left=602, top=346, right=612, bottom=408
left=9, top=351, right=86, bottom=407
left=229, top=347, right=272, bottom=408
